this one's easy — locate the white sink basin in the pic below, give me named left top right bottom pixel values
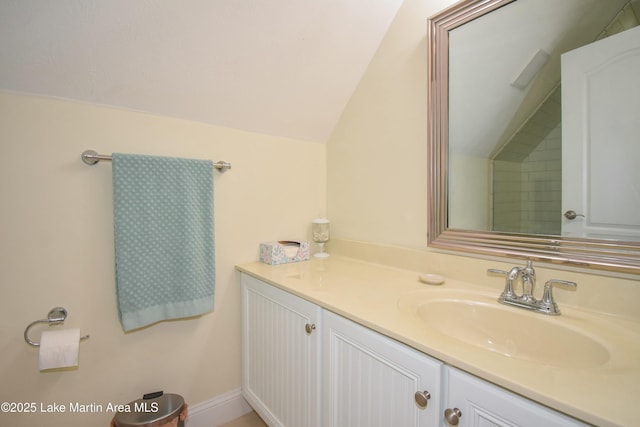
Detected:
left=403, top=294, right=610, bottom=369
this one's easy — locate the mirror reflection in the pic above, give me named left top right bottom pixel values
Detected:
left=447, top=0, right=640, bottom=240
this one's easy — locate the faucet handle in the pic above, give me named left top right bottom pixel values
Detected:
left=539, top=279, right=577, bottom=315
left=489, top=267, right=521, bottom=299
left=544, top=279, right=577, bottom=293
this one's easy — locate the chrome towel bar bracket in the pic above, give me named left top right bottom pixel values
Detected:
left=81, top=150, right=232, bottom=172
left=24, top=307, right=90, bottom=347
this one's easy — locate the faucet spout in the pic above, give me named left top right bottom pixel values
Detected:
left=520, top=260, right=536, bottom=302
left=502, top=266, right=521, bottom=299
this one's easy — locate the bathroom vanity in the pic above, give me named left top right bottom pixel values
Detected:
left=237, top=257, right=640, bottom=426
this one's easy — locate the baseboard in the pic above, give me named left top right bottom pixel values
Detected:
left=186, top=388, right=253, bottom=427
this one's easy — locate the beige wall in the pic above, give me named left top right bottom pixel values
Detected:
left=449, top=154, right=490, bottom=230
left=0, top=92, right=325, bottom=426
left=328, top=0, right=457, bottom=249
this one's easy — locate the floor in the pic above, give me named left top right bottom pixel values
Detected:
left=220, top=411, right=267, bottom=427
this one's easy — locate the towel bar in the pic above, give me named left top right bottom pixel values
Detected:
left=81, top=150, right=232, bottom=172
left=24, top=307, right=90, bottom=347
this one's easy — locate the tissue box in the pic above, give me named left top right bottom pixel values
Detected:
left=260, top=241, right=310, bottom=265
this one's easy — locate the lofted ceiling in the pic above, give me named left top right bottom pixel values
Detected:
left=0, top=0, right=403, bottom=143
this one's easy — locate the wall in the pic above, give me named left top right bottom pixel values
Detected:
left=328, top=0, right=458, bottom=250
left=449, top=154, right=490, bottom=231
left=519, top=123, right=562, bottom=234
left=326, top=0, right=640, bottom=317
left=492, top=158, right=523, bottom=232
left=493, top=86, right=562, bottom=235
left=0, top=91, right=325, bottom=426
left=493, top=124, right=562, bottom=235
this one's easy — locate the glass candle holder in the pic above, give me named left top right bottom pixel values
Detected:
left=312, top=218, right=330, bottom=258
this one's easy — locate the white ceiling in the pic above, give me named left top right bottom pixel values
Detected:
left=0, top=0, right=403, bottom=143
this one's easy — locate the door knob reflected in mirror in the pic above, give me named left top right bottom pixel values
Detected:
left=563, top=210, right=585, bottom=220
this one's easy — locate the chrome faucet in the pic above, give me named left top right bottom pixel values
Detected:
left=488, top=260, right=577, bottom=315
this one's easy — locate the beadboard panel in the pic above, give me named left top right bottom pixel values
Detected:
left=322, top=311, right=441, bottom=427
left=241, top=274, right=321, bottom=427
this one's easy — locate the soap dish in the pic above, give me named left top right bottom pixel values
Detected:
left=418, top=273, right=445, bottom=285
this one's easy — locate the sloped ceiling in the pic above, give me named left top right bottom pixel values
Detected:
left=0, top=0, right=403, bottom=143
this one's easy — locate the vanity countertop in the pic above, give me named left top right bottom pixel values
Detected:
left=236, top=256, right=640, bottom=427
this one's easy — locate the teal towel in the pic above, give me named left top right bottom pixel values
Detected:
left=112, top=153, right=215, bottom=331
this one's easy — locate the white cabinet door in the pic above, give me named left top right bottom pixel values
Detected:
left=241, top=274, right=321, bottom=427
left=444, top=367, right=586, bottom=427
left=322, top=310, right=442, bottom=427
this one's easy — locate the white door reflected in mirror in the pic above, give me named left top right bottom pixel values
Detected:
left=562, top=25, right=640, bottom=239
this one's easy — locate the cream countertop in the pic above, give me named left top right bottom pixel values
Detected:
left=236, top=256, right=640, bottom=427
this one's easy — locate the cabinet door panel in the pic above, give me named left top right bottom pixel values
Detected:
left=241, top=274, right=321, bottom=427
left=446, top=367, right=587, bottom=427
left=323, top=311, right=441, bottom=427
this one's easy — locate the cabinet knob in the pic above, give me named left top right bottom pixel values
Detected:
left=444, top=407, right=462, bottom=425
left=305, top=323, right=316, bottom=334
left=414, top=390, right=431, bottom=408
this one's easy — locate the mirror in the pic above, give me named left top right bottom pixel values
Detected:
left=427, top=0, right=640, bottom=274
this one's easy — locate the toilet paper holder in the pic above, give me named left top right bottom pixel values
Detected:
left=24, top=307, right=90, bottom=347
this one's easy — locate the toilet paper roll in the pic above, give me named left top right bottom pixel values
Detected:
left=39, top=328, right=80, bottom=371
